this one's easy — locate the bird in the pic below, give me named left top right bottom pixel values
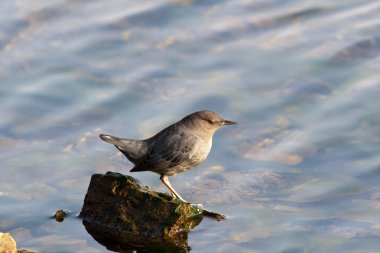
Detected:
left=99, top=110, right=236, bottom=202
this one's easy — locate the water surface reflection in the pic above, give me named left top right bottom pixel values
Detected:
left=1, top=0, right=380, bottom=252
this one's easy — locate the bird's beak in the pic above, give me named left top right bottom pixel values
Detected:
left=221, top=119, right=237, bottom=125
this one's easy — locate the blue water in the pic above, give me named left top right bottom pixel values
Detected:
left=1, top=0, right=380, bottom=252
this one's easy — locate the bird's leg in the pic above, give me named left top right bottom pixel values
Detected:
left=160, top=175, right=187, bottom=202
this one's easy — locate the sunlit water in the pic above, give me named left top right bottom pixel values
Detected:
left=1, top=0, right=380, bottom=252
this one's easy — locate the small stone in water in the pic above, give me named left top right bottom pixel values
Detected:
left=53, top=210, right=70, bottom=222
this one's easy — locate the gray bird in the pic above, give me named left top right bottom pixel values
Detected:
left=99, top=110, right=236, bottom=202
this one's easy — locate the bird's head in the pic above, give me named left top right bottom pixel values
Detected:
left=182, top=110, right=236, bottom=136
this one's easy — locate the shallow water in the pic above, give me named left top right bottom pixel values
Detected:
left=1, top=0, right=380, bottom=252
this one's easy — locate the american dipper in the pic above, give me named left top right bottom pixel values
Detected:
left=100, top=110, right=236, bottom=202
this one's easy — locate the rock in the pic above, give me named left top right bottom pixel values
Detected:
left=53, top=209, right=70, bottom=222
left=0, top=233, right=34, bottom=253
left=0, top=233, right=17, bottom=253
left=80, top=172, right=205, bottom=251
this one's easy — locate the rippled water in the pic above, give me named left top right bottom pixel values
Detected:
left=1, top=0, right=380, bottom=252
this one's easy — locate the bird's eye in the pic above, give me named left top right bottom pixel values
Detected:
left=207, top=120, right=215, bottom=124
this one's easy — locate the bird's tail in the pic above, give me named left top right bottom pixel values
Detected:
left=99, top=134, right=125, bottom=146
left=100, top=134, right=148, bottom=163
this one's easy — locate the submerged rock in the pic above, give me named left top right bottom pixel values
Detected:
left=80, top=172, right=206, bottom=251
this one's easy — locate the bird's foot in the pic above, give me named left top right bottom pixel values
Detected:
left=171, top=193, right=189, bottom=203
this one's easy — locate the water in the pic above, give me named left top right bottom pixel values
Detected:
left=1, top=0, right=380, bottom=252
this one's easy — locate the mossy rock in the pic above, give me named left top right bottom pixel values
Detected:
left=80, top=172, right=204, bottom=251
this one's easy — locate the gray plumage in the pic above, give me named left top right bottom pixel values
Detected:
left=100, top=110, right=236, bottom=202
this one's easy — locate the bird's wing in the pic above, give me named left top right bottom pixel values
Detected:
left=131, top=130, right=197, bottom=172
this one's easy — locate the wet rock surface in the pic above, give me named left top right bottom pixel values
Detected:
left=80, top=172, right=207, bottom=251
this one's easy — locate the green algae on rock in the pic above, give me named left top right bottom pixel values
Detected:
left=80, top=172, right=206, bottom=251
